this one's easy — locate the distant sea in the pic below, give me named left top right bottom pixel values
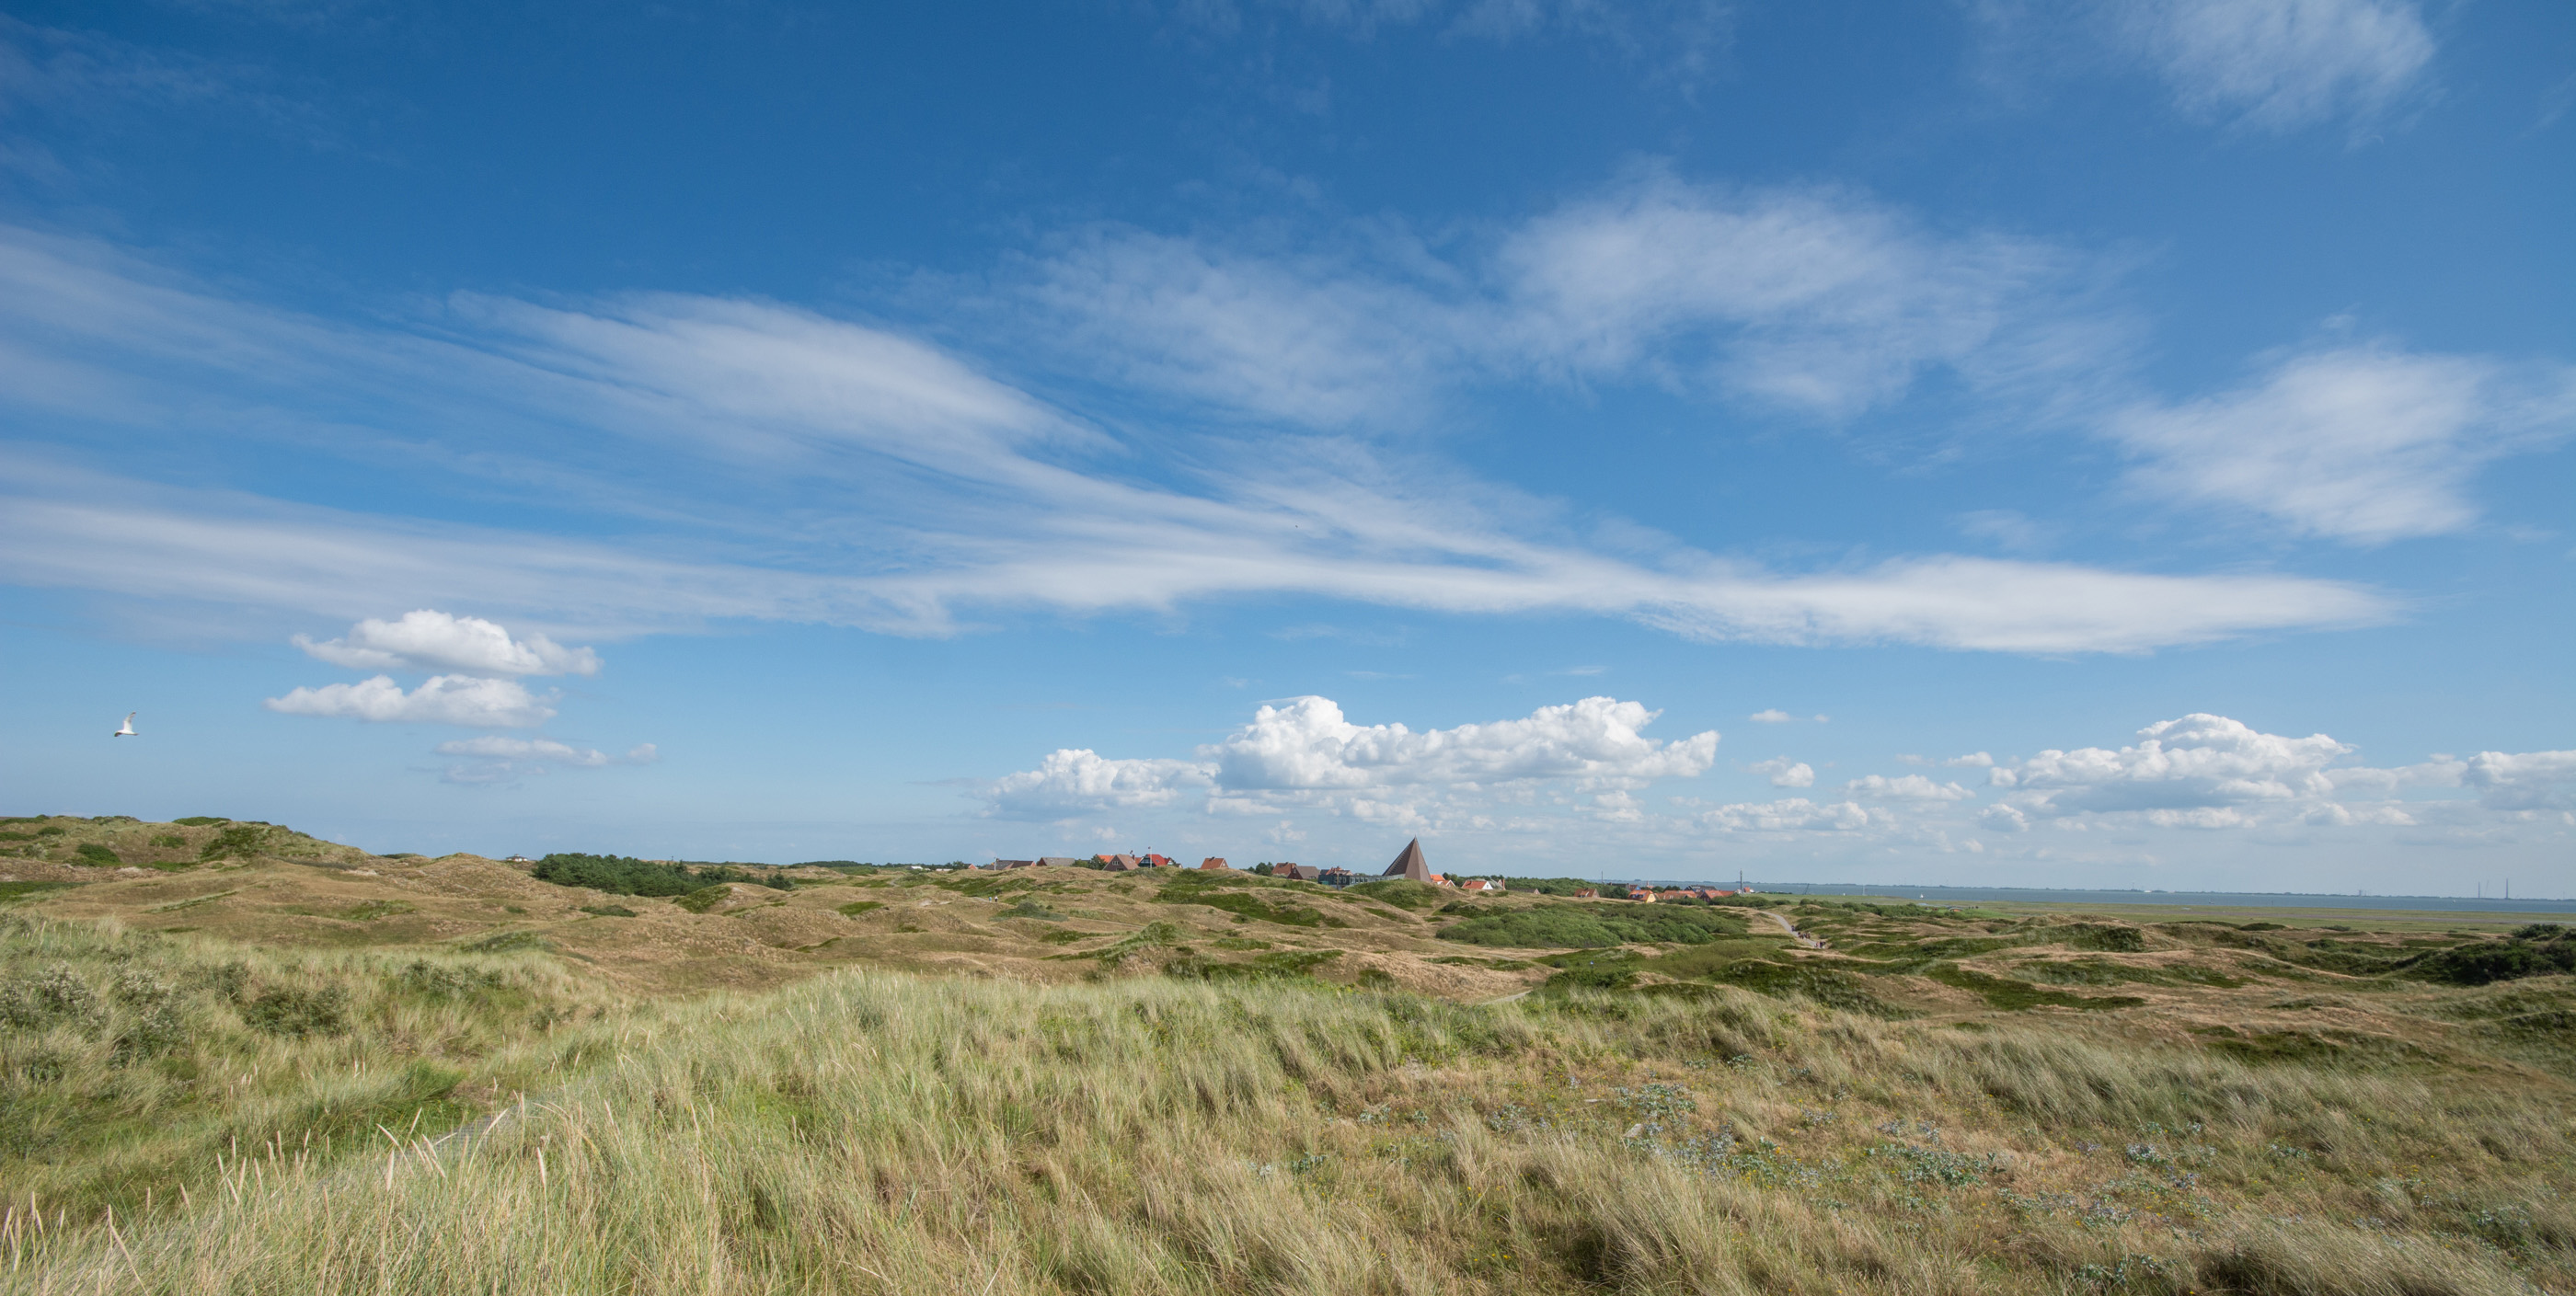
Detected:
left=1610, top=880, right=2576, bottom=914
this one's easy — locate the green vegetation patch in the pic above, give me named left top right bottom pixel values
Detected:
left=2411, top=926, right=2576, bottom=986
left=1164, top=949, right=1342, bottom=982
left=2010, top=956, right=2247, bottom=989
left=836, top=900, right=886, bottom=917
left=340, top=900, right=416, bottom=922
left=170, top=816, right=229, bottom=827
left=1156, top=877, right=1343, bottom=928
left=239, top=984, right=350, bottom=1038
left=197, top=824, right=274, bottom=861
left=1705, top=958, right=1906, bottom=1016
left=2059, top=923, right=2149, bottom=952
left=1441, top=903, right=1748, bottom=949
left=1345, top=879, right=1446, bottom=911
left=673, top=885, right=732, bottom=914
left=580, top=904, right=638, bottom=918
left=73, top=843, right=121, bottom=866
left=533, top=852, right=781, bottom=898
left=1924, top=964, right=2144, bottom=1012
left=0, top=880, right=80, bottom=903
left=998, top=898, right=1065, bottom=922
left=1082, top=921, right=1193, bottom=969
left=455, top=930, right=550, bottom=955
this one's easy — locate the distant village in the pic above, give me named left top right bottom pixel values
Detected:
left=983, top=836, right=1763, bottom=902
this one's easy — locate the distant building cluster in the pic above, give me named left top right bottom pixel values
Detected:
left=977, top=841, right=1761, bottom=902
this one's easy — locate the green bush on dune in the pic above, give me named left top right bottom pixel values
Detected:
left=534, top=853, right=742, bottom=897
left=1441, top=903, right=1750, bottom=950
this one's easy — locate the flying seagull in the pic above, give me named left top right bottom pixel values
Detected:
left=112, top=712, right=136, bottom=738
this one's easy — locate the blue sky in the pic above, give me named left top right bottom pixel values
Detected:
left=1, top=0, right=2569, bottom=893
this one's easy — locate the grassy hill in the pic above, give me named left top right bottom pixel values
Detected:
left=5, top=815, right=2574, bottom=1292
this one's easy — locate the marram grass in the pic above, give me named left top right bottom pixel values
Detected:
left=6, top=938, right=2572, bottom=1295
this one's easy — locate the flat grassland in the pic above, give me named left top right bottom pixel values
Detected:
left=4, top=815, right=2573, bottom=1294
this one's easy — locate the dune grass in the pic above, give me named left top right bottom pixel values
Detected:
left=6, top=912, right=2573, bottom=1293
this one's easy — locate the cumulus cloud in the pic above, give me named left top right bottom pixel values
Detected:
left=1989, top=713, right=2347, bottom=820
left=984, top=750, right=1214, bottom=820
left=983, top=694, right=1719, bottom=821
left=1693, top=797, right=1882, bottom=832
left=1750, top=756, right=1816, bottom=788
left=1845, top=774, right=1978, bottom=801
left=262, top=674, right=558, bottom=728
left=1749, top=709, right=1830, bottom=723
left=2110, top=346, right=2576, bottom=544
left=294, top=609, right=602, bottom=677
left=1977, top=715, right=2575, bottom=838
left=2113, top=0, right=2436, bottom=132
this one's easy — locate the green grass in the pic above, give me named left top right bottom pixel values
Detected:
left=9, top=952, right=2566, bottom=1295
left=1154, top=877, right=1343, bottom=929
left=835, top=900, right=886, bottom=917
left=1924, top=963, right=2146, bottom=1012
left=1439, top=903, right=1751, bottom=950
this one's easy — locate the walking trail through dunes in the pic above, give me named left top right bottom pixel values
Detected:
left=7, top=817, right=2576, bottom=1292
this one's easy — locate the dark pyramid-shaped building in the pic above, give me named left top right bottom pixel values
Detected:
left=1382, top=837, right=1436, bottom=883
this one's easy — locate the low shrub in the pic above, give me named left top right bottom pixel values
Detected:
left=73, top=843, right=121, bottom=866
left=239, top=984, right=349, bottom=1038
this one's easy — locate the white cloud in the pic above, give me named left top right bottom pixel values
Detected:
left=1166, top=0, right=1732, bottom=82
left=983, top=694, right=1719, bottom=821
left=1494, top=178, right=2097, bottom=420
left=1749, top=756, right=1815, bottom=787
left=0, top=225, right=2393, bottom=656
left=2110, top=346, right=2576, bottom=544
left=262, top=674, right=557, bottom=728
left=294, top=609, right=601, bottom=677
left=2113, top=0, right=2435, bottom=133
left=2462, top=750, right=2576, bottom=812
left=429, top=736, right=657, bottom=767
left=1748, top=709, right=1795, bottom=723
left=1693, top=797, right=1883, bottom=832
left=1991, top=713, right=2347, bottom=814
left=1018, top=178, right=2109, bottom=429
left=1845, top=774, right=1978, bottom=801
left=430, top=737, right=657, bottom=786
left=1211, top=694, right=1718, bottom=791
left=984, top=750, right=1214, bottom=820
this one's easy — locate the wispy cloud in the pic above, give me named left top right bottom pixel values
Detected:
left=0, top=223, right=2394, bottom=654
left=2109, top=344, right=2576, bottom=544
left=1972, top=0, right=2438, bottom=136
left=2112, top=0, right=2435, bottom=133
left=1004, top=176, right=2120, bottom=430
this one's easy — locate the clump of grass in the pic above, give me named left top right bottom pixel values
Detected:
left=834, top=900, right=885, bottom=917
left=1155, top=876, right=1344, bottom=928
left=578, top=904, right=638, bottom=918
left=1925, top=963, right=2145, bottom=1011
left=0, top=913, right=618, bottom=1221
left=673, top=886, right=731, bottom=914
left=72, top=843, right=120, bottom=866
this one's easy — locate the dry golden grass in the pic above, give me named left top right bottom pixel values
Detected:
left=7, top=818, right=2576, bottom=1292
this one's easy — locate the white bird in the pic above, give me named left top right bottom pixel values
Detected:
left=112, top=712, right=136, bottom=738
